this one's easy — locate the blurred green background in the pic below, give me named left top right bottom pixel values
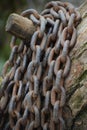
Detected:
left=0, top=0, right=27, bottom=73
left=0, top=0, right=84, bottom=74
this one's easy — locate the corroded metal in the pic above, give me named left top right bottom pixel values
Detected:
left=0, top=1, right=81, bottom=130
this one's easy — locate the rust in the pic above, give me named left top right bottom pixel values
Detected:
left=0, top=1, right=81, bottom=130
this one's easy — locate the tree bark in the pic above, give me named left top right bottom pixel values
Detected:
left=65, top=1, right=87, bottom=130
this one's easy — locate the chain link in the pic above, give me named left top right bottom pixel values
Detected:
left=0, top=1, right=81, bottom=130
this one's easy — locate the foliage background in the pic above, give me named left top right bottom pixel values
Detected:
left=0, top=0, right=84, bottom=74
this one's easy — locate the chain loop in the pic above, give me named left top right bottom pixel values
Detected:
left=0, top=1, right=81, bottom=130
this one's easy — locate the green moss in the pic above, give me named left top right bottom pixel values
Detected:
left=81, top=42, right=87, bottom=49
left=77, top=70, right=87, bottom=82
left=79, top=109, right=87, bottom=119
left=71, top=42, right=87, bottom=61
left=74, top=95, right=83, bottom=109
left=67, top=70, right=87, bottom=102
left=83, top=12, right=87, bottom=18
left=75, top=104, right=87, bottom=121
left=0, top=76, right=3, bottom=88
left=76, top=42, right=87, bottom=58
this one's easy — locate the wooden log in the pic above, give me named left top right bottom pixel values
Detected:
left=6, top=13, right=37, bottom=41
left=64, top=1, right=87, bottom=129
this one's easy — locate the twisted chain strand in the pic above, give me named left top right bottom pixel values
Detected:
left=0, top=1, right=81, bottom=130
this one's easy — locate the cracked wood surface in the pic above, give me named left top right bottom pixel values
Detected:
left=65, top=1, right=87, bottom=129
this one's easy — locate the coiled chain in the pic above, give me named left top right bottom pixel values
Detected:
left=0, top=1, right=81, bottom=130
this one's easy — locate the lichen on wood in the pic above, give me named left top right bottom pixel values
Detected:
left=65, top=1, right=87, bottom=129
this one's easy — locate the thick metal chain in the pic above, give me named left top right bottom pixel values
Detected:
left=0, top=1, right=81, bottom=130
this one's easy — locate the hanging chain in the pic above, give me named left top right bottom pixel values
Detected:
left=0, top=1, right=81, bottom=130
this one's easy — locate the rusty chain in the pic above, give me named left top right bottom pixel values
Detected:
left=0, top=1, right=81, bottom=130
